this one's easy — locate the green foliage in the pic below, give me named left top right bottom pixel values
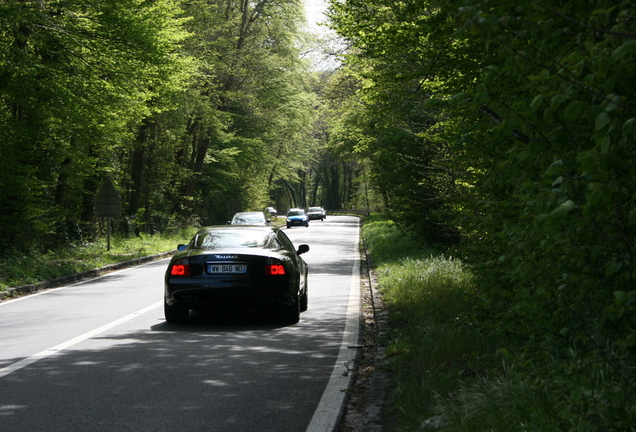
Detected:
left=0, top=0, right=192, bottom=249
left=362, top=220, right=497, bottom=431
left=173, top=0, right=317, bottom=219
left=363, top=219, right=432, bottom=264
left=325, top=2, right=460, bottom=244
left=0, top=0, right=319, bottom=250
left=0, top=226, right=197, bottom=293
left=332, top=0, right=636, bottom=429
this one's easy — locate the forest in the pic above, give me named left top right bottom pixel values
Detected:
left=2, top=0, right=636, bottom=430
left=0, top=0, right=356, bottom=253
left=326, top=0, right=636, bottom=430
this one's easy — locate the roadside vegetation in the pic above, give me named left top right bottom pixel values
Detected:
left=0, top=226, right=197, bottom=295
left=364, top=215, right=636, bottom=431
left=0, top=0, right=346, bottom=257
left=0, top=216, right=290, bottom=295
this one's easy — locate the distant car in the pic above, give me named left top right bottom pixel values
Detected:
left=307, top=206, right=326, bottom=221
left=286, top=208, right=309, bottom=228
left=265, top=206, right=277, bottom=216
left=229, top=211, right=270, bottom=225
left=164, top=226, right=309, bottom=324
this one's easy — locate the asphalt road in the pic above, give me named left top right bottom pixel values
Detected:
left=0, top=215, right=361, bottom=432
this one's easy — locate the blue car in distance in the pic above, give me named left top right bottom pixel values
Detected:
left=286, top=208, right=309, bottom=228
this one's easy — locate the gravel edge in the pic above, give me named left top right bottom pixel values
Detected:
left=338, top=240, right=390, bottom=432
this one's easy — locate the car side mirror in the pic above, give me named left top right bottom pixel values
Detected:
left=177, top=244, right=188, bottom=252
left=296, top=244, right=309, bottom=255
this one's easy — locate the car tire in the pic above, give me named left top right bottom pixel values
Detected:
left=300, top=271, right=308, bottom=312
left=164, top=301, right=189, bottom=323
left=281, top=295, right=300, bottom=324
left=300, top=288, right=308, bottom=312
left=286, top=224, right=291, bottom=229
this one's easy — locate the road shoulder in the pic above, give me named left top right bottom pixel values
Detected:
left=339, top=245, right=391, bottom=432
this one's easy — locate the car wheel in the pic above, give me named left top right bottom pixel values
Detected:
left=164, top=300, right=189, bottom=323
left=281, top=295, right=300, bottom=324
left=286, top=224, right=291, bottom=229
left=300, top=271, right=308, bottom=312
left=300, top=288, right=308, bottom=312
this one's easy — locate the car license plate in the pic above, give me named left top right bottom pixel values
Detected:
left=207, top=263, right=247, bottom=274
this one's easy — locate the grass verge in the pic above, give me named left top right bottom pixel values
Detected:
left=0, top=227, right=198, bottom=295
left=363, top=216, right=633, bottom=431
left=362, top=216, right=501, bottom=431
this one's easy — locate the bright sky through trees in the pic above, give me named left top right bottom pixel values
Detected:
left=302, top=0, right=341, bottom=70
left=303, top=0, right=327, bottom=31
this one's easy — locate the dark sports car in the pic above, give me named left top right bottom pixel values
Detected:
left=164, top=226, right=309, bottom=324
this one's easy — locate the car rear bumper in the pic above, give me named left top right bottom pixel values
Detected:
left=287, top=219, right=308, bottom=226
left=165, top=284, right=296, bottom=310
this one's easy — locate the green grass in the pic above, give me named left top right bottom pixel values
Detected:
left=0, top=227, right=198, bottom=294
left=362, top=217, right=623, bottom=431
left=362, top=218, right=502, bottom=431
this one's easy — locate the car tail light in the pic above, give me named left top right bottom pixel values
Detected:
left=264, top=258, right=285, bottom=276
left=170, top=258, right=191, bottom=276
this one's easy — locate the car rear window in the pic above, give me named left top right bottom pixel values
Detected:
left=232, top=213, right=265, bottom=224
left=195, top=230, right=269, bottom=249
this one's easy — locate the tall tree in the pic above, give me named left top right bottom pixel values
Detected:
left=0, top=0, right=190, bottom=249
left=321, top=6, right=458, bottom=241
left=327, top=0, right=636, bottom=427
left=170, top=0, right=317, bottom=222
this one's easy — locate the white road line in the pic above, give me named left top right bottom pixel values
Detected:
left=0, top=301, right=162, bottom=379
left=305, top=220, right=361, bottom=432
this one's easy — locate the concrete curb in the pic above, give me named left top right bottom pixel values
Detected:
left=0, top=250, right=176, bottom=301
